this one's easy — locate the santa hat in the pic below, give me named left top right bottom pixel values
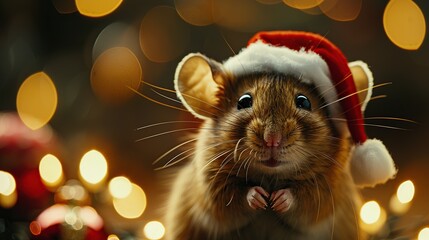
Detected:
left=222, top=31, right=397, bottom=187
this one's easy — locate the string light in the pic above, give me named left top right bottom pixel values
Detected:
left=79, top=150, right=108, bottom=190
left=143, top=221, right=165, bottom=240
left=39, top=154, right=64, bottom=189
left=383, top=0, right=426, bottom=50
left=112, top=183, right=146, bottom=219
left=75, top=0, right=123, bottom=17
left=0, top=171, right=16, bottom=196
left=91, top=47, right=142, bottom=104
left=282, top=0, right=322, bottom=10
left=419, top=227, right=429, bottom=240
left=16, top=71, right=57, bottom=130
left=109, top=176, right=132, bottom=199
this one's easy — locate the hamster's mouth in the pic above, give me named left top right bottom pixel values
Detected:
left=260, top=158, right=283, bottom=168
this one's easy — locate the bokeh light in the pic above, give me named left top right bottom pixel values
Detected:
left=109, top=176, right=132, bottom=199
left=16, top=71, right=58, bottom=130
left=39, top=154, right=64, bottom=188
left=56, top=180, right=89, bottom=203
left=29, top=221, right=42, bottom=236
left=0, top=189, right=17, bottom=208
left=360, top=201, right=381, bottom=224
left=397, top=180, right=415, bottom=203
left=75, top=0, right=123, bottom=17
left=79, top=150, right=108, bottom=186
left=112, top=183, right=146, bottom=219
left=107, top=234, right=120, bottom=240
left=91, top=47, right=142, bottom=104
left=419, top=227, right=429, bottom=240
left=319, top=0, right=362, bottom=21
left=282, top=0, right=322, bottom=9
left=144, top=221, right=165, bottom=240
left=139, top=6, right=190, bottom=63
left=257, top=0, right=282, bottom=4
left=0, top=171, right=16, bottom=196
left=175, top=0, right=214, bottom=26
left=383, top=0, right=426, bottom=50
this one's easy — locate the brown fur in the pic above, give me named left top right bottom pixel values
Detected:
left=165, top=72, right=365, bottom=240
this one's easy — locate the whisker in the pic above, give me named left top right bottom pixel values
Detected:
left=152, top=138, right=197, bottom=165
left=136, top=120, right=202, bottom=131
left=128, top=86, right=188, bottom=112
left=318, top=82, right=392, bottom=111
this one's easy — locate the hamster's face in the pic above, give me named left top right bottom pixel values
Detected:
left=212, top=73, right=346, bottom=180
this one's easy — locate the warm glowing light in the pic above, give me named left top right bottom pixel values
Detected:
left=0, top=190, right=17, bottom=208
left=75, top=0, right=123, bottom=17
left=91, top=47, right=142, bottom=104
left=140, top=6, right=190, bottom=63
left=39, top=154, right=64, bottom=188
left=0, top=171, right=16, bottom=196
left=144, top=221, right=166, bottom=240
left=319, top=0, right=362, bottom=21
left=360, top=201, right=381, bottom=224
left=109, top=176, right=132, bottom=199
left=16, top=71, right=57, bottom=130
left=108, top=234, right=120, bottom=240
left=383, top=0, right=426, bottom=50
left=282, top=0, right=322, bottom=9
left=419, top=227, right=429, bottom=240
left=57, top=180, right=88, bottom=202
left=79, top=150, right=108, bottom=185
left=175, top=0, right=214, bottom=26
left=397, top=180, right=415, bottom=203
left=113, top=183, right=147, bottom=219
left=257, top=0, right=282, bottom=4
left=29, top=221, right=42, bottom=236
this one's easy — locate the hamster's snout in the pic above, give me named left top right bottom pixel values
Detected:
left=264, top=131, right=282, bottom=147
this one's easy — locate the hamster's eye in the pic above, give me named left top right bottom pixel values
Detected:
left=295, top=94, right=311, bottom=111
left=237, top=93, right=252, bottom=110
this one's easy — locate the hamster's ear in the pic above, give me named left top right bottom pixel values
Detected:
left=349, top=61, right=374, bottom=111
left=174, top=53, right=224, bottom=119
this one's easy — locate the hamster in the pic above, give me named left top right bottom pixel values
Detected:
left=163, top=33, right=376, bottom=239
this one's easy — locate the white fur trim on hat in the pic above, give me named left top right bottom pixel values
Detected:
left=348, top=61, right=374, bottom=111
left=222, top=41, right=343, bottom=122
left=350, top=138, right=397, bottom=188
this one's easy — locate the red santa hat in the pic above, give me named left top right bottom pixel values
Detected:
left=222, top=31, right=397, bottom=187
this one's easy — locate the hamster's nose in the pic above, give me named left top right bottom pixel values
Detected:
left=264, top=132, right=282, bottom=147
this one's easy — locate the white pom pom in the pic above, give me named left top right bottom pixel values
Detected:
left=350, top=139, right=397, bottom=188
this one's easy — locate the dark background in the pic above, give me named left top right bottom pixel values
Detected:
left=1, top=0, right=428, bottom=237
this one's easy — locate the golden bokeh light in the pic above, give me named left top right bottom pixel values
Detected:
left=75, top=0, right=123, bottom=18
left=140, top=6, right=190, bottom=63
left=0, top=171, right=16, bottom=196
left=397, top=180, right=415, bottom=203
left=282, top=0, right=323, bottom=9
left=39, top=154, right=64, bottom=188
left=144, top=221, right=166, bottom=240
left=360, top=201, right=381, bottom=224
left=112, top=183, right=147, bottom=219
left=108, top=234, right=120, bottom=240
left=91, top=47, right=142, bottom=104
left=419, top=227, right=429, bottom=240
left=79, top=150, right=108, bottom=186
left=319, top=0, right=362, bottom=21
left=109, top=176, right=132, bottom=199
left=383, top=0, right=426, bottom=50
left=0, top=189, right=17, bottom=208
left=16, top=71, right=57, bottom=130
left=175, top=0, right=214, bottom=26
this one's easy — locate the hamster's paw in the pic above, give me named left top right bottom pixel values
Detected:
left=246, top=186, right=269, bottom=210
left=270, top=188, right=294, bottom=213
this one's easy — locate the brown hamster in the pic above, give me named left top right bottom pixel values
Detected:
left=163, top=50, right=366, bottom=240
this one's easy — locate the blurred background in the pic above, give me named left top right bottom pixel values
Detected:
left=0, top=0, right=428, bottom=239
